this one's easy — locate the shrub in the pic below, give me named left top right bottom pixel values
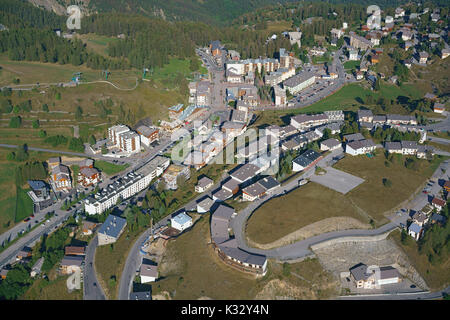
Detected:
left=9, top=116, right=22, bottom=128
left=382, top=178, right=392, bottom=187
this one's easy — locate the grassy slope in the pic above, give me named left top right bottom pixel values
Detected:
left=95, top=227, right=142, bottom=299
left=94, top=161, right=128, bottom=176
left=15, top=186, right=34, bottom=222
left=389, top=230, right=450, bottom=291
left=153, top=215, right=338, bottom=299
left=0, top=151, right=17, bottom=233
left=252, top=82, right=427, bottom=128
left=334, top=153, right=446, bottom=223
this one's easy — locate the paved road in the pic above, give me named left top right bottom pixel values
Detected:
left=339, top=285, right=450, bottom=300
left=0, top=207, right=76, bottom=269
left=83, top=235, right=106, bottom=300
left=118, top=172, right=228, bottom=300
left=427, top=136, right=450, bottom=145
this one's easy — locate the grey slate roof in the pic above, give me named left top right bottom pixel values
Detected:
left=379, top=266, right=400, bottom=279
left=256, top=176, right=280, bottom=191
left=61, top=255, right=84, bottom=267
left=213, top=204, right=235, bottom=221
left=230, top=163, right=259, bottom=183
left=242, top=182, right=266, bottom=197
left=293, top=149, right=321, bottom=168
left=401, top=140, right=418, bottom=149
left=321, top=138, right=341, bottom=149
left=197, top=176, right=213, bottom=189
left=283, top=71, right=316, bottom=88
left=130, top=291, right=151, bottom=300
left=212, top=188, right=233, bottom=201
left=197, top=196, right=214, bottom=211
left=385, top=141, right=402, bottom=151
left=350, top=263, right=371, bottom=281
left=408, top=222, right=422, bottom=234
left=347, top=139, right=375, bottom=150
left=344, top=133, right=365, bottom=142
left=98, top=214, right=127, bottom=239
left=27, top=180, right=47, bottom=190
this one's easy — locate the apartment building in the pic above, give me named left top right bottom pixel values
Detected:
left=283, top=72, right=316, bottom=95
left=84, top=156, right=170, bottom=215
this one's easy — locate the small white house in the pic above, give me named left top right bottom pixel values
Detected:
left=140, top=260, right=158, bottom=283
left=171, top=212, right=193, bottom=231
left=195, top=176, right=214, bottom=193
left=345, top=139, right=376, bottom=156
left=408, top=223, right=423, bottom=241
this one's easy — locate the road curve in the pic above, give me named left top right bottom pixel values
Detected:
left=231, top=152, right=450, bottom=261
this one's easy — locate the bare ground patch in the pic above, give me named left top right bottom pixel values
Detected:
left=313, top=238, right=429, bottom=291
left=247, top=217, right=371, bottom=250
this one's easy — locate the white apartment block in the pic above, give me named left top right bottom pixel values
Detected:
left=84, top=156, right=170, bottom=215
left=283, top=72, right=316, bottom=95
left=108, top=124, right=141, bottom=154
left=119, top=131, right=141, bottom=154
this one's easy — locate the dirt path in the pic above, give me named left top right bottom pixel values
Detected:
left=247, top=217, right=371, bottom=250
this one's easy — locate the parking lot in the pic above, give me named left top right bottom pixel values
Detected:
left=309, top=167, right=365, bottom=194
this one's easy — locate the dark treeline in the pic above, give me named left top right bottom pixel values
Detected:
left=0, top=27, right=130, bottom=70
left=81, top=13, right=295, bottom=69
left=0, top=0, right=64, bottom=29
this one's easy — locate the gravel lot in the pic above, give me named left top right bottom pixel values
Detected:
left=310, top=167, right=365, bottom=195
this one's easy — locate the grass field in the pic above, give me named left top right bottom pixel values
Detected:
left=252, top=82, right=427, bottom=128
left=153, top=215, right=338, bottom=300
left=95, top=228, right=141, bottom=299
left=147, top=57, right=207, bottom=83
left=22, top=274, right=83, bottom=300
left=334, top=152, right=446, bottom=223
left=0, top=152, right=17, bottom=233
left=389, top=230, right=450, bottom=291
left=343, top=60, right=360, bottom=71
left=246, top=182, right=367, bottom=245
left=15, top=186, right=34, bottom=222
left=94, top=161, right=128, bottom=176
left=265, top=20, right=292, bottom=33
left=0, top=148, right=57, bottom=234
left=76, top=34, right=120, bottom=57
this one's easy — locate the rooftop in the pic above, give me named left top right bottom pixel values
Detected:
left=171, top=212, right=192, bottom=226
left=60, top=255, right=84, bottom=267
left=98, top=214, right=127, bottom=239
left=229, top=163, right=260, bottom=183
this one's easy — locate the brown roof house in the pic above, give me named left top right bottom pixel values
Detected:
left=82, top=220, right=97, bottom=235
left=431, top=197, right=446, bottom=211
left=140, top=259, right=158, bottom=283
left=65, top=246, right=86, bottom=256
left=16, top=246, right=32, bottom=261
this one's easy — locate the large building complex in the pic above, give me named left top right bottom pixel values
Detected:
left=84, top=156, right=170, bottom=215
left=283, top=72, right=316, bottom=95
left=108, top=125, right=141, bottom=155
